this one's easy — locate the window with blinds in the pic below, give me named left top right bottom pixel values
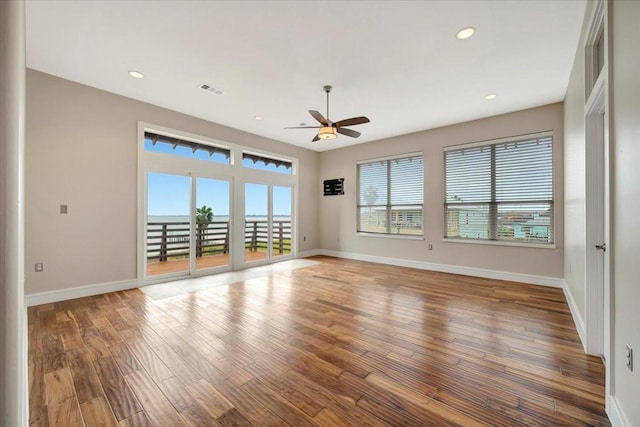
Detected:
left=444, top=133, right=553, bottom=244
left=357, top=154, right=423, bottom=236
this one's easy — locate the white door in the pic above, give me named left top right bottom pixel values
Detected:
left=585, top=95, right=608, bottom=356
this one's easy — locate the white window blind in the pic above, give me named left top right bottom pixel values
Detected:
left=358, top=154, right=423, bottom=235
left=444, top=134, right=553, bottom=244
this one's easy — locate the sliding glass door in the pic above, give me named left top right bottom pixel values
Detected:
left=244, top=183, right=269, bottom=263
left=272, top=186, right=292, bottom=258
left=145, top=172, right=231, bottom=279
left=244, top=183, right=293, bottom=264
left=195, top=177, right=231, bottom=271
left=146, top=173, right=191, bottom=277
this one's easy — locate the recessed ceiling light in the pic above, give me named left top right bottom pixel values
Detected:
left=485, top=93, right=497, bottom=100
left=456, top=27, right=475, bottom=40
left=254, top=115, right=263, bottom=121
left=128, top=70, right=144, bottom=79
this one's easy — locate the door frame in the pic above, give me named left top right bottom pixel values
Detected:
left=583, top=5, right=612, bottom=411
left=141, top=171, right=235, bottom=284
left=238, top=182, right=295, bottom=270
left=137, top=122, right=298, bottom=286
left=584, top=76, right=608, bottom=357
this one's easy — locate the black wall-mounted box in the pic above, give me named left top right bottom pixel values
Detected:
left=323, top=178, right=344, bottom=196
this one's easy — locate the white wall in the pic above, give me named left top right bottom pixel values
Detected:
left=610, top=1, right=640, bottom=424
left=563, top=18, right=588, bottom=318
left=0, top=1, right=28, bottom=425
left=25, top=70, right=319, bottom=295
left=318, top=103, right=564, bottom=282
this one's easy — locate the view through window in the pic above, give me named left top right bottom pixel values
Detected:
left=444, top=133, right=553, bottom=244
left=357, top=154, right=423, bottom=236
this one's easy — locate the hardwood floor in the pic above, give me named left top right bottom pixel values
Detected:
left=28, top=256, right=609, bottom=426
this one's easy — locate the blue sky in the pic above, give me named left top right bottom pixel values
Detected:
left=145, top=138, right=292, bottom=217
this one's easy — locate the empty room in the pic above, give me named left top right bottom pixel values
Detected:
left=1, top=0, right=639, bottom=426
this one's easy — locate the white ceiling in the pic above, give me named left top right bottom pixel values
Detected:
left=26, top=1, right=586, bottom=152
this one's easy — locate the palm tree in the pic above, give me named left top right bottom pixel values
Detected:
left=196, top=205, right=213, bottom=225
left=196, top=205, right=213, bottom=257
left=363, top=186, right=378, bottom=228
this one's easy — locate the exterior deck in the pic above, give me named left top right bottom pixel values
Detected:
left=146, top=250, right=284, bottom=276
left=146, top=219, right=291, bottom=276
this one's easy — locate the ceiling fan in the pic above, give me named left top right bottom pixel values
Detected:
left=285, top=85, right=370, bottom=142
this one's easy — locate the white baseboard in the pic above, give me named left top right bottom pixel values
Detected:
left=562, top=279, right=587, bottom=350
left=318, top=249, right=564, bottom=288
left=26, top=278, right=139, bottom=307
left=25, top=249, right=564, bottom=306
left=608, top=395, right=629, bottom=427
left=26, top=250, right=321, bottom=306
left=297, top=249, right=323, bottom=258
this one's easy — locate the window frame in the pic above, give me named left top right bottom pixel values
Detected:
left=443, top=132, right=555, bottom=248
left=137, top=121, right=299, bottom=285
left=356, top=152, right=424, bottom=238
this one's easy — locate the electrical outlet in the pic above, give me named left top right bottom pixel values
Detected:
left=35, top=262, right=44, bottom=272
left=626, top=345, right=633, bottom=371
left=428, top=244, right=433, bottom=250
left=60, top=204, right=68, bottom=214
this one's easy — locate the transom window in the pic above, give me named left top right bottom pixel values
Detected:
left=444, top=132, right=553, bottom=244
left=144, top=132, right=230, bottom=164
left=357, top=153, right=423, bottom=236
left=242, top=152, right=292, bottom=175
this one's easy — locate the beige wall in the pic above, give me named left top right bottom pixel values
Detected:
left=25, top=70, right=319, bottom=295
left=563, top=1, right=593, bottom=324
left=611, top=1, right=640, bottom=424
left=319, top=103, right=564, bottom=280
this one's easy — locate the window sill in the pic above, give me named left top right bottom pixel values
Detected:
left=357, top=232, right=424, bottom=241
left=442, top=238, right=556, bottom=249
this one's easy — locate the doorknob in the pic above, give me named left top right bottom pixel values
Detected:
left=595, top=243, right=607, bottom=251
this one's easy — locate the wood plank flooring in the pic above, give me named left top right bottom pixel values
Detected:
left=28, top=256, right=609, bottom=426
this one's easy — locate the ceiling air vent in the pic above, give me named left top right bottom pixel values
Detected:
left=199, top=83, right=223, bottom=95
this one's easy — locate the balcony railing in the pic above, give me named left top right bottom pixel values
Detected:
left=146, top=220, right=291, bottom=262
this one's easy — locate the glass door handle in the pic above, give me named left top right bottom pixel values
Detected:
left=595, top=243, right=606, bottom=251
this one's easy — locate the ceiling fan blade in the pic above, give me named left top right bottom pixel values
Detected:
left=312, top=135, right=320, bottom=142
left=283, top=126, right=322, bottom=129
left=335, top=116, right=370, bottom=127
left=309, top=110, right=328, bottom=126
left=336, top=127, right=361, bottom=138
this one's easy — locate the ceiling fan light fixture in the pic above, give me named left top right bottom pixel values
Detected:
left=318, top=126, right=337, bottom=140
